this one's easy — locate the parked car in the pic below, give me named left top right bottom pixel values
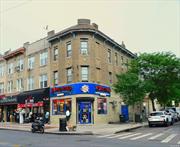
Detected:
left=148, top=111, right=172, bottom=127
left=165, top=108, right=178, bottom=122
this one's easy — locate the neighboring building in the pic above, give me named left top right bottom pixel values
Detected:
left=0, top=19, right=136, bottom=125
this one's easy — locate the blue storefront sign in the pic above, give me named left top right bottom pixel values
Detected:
left=50, top=82, right=111, bottom=98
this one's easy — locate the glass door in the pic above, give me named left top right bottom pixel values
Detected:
left=78, top=101, right=92, bottom=124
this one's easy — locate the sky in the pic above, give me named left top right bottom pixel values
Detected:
left=0, top=0, right=180, bottom=57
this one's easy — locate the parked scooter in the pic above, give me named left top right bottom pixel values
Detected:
left=31, top=117, right=45, bottom=133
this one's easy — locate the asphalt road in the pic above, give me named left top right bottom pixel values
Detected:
left=0, top=122, right=179, bottom=147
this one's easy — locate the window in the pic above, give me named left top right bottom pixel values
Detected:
left=39, top=74, right=48, bottom=88
left=53, top=46, right=58, bottom=61
left=67, top=68, right=72, bottom=83
left=17, top=58, right=24, bottom=71
left=0, top=83, right=4, bottom=94
left=121, top=56, right=124, bottom=65
left=52, top=99, right=71, bottom=115
left=97, top=98, right=107, bottom=114
left=53, top=71, right=58, bottom=86
left=7, top=81, right=13, bottom=93
left=81, top=66, right=89, bottom=82
left=115, top=52, right=118, bottom=66
left=8, top=63, right=13, bottom=74
left=126, top=59, right=129, bottom=69
left=28, top=56, right=35, bottom=69
left=66, top=42, right=72, bottom=57
left=109, top=72, right=112, bottom=83
left=40, top=50, right=48, bottom=66
left=16, top=78, right=23, bottom=91
left=108, top=49, right=111, bottom=63
left=27, top=76, right=34, bottom=90
left=0, top=63, right=4, bottom=77
left=80, top=40, right=88, bottom=55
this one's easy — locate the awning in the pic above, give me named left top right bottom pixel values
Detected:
left=17, top=88, right=50, bottom=104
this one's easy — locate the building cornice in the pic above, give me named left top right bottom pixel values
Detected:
left=3, top=47, right=25, bottom=60
left=48, top=27, right=135, bottom=58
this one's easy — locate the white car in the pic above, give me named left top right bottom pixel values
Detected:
left=148, top=111, right=172, bottom=127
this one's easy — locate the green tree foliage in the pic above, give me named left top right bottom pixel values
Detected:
left=131, top=52, right=180, bottom=110
left=113, top=72, right=146, bottom=122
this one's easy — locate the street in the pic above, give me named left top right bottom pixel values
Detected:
left=0, top=122, right=179, bottom=147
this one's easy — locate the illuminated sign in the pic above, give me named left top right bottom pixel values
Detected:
left=50, top=83, right=111, bottom=97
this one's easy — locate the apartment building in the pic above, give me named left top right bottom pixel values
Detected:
left=48, top=19, right=135, bottom=125
left=0, top=19, right=135, bottom=125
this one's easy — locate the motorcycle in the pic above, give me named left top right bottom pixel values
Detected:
left=31, top=117, right=45, bottom=133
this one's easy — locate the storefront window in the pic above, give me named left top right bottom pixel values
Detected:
left=52, top=99, right=71, bottom=115
left=97, top=98, right=107, bottom=114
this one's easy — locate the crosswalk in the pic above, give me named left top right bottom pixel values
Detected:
left=96, top=132, right=180, bottom=145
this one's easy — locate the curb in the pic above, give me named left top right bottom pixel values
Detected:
left=0, top=128, right=93, bottom=135
left=115, top=124, right=148, bottom=134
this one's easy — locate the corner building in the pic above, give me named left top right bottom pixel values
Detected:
left=48, top=19, right=135, bottom=125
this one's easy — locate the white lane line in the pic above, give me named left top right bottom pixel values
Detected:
left=148, top=133, right=164, bottom=140
left=97, top=134, right=114, bottom=138
left=178, top=140, right=180, bottom=144
left=119, top=133, right=142, bottom=139
left=107, top=133, right=132, bottom=138
left=161, top=134, right=177, bottom=143
left=130, top=133, right=153, bottom=140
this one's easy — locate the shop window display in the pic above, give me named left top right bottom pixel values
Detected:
left=97, top=98, right=107, bottom=114
left=52, top=99, right=71, bottom=115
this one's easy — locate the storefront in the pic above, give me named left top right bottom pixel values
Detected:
left=17, top=88, right=50, bottom=119
left=50, top=82, right=111, bottom=125
left=0, top=95, right=18, bottom=122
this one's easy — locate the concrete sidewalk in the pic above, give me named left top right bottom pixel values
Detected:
left=0, top=122, right=148, bottom=135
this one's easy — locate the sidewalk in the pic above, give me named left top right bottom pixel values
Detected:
left=0, top=122, right=148, bottom=135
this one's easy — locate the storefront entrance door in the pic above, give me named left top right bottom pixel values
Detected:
left=78, top=102, right=92, bottom=124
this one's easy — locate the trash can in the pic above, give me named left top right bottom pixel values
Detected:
left=119, top=114, right=125, bottom=123
left=59, top=118, right=67, bottom=131
left=135, top=114, right=142, bottom=123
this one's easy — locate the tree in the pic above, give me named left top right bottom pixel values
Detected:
left=113, top=72, right=146, bottom=122
left=130, top=52, right=180, bottom=110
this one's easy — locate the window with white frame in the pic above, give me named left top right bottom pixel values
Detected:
left=16, top=78, right=23, bottom=91
left=0, top=63, right=4, bottom=77
left=28, top=56, right=35, bottom=69
left=66, top=42, right=72, bottom=57
left=0, top=83, right=4, bottom=94
left=39, top=74, right=47, bottom=88
left=80, top=40, right=88, bottom=55
left=108, top=49, right=111, bottom=63
left=40, top=50, right=48, bottom=66
left=81, top=66, right=89, bottom=82
left=17, top=58, right=24, bottom=71
left=7, top=80, right=13, bottom=93
left=27, top=76, right=34, bottom=90
left=7, top=63, right=13, bottom=74
left=53, top=71, right=58, bottom=85
left=54, top=46, right=58, bottom=61
left=67, top=68, right=72, bottom=83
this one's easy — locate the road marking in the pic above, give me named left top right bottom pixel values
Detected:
left=130, top=133, right=153, bottom=140
left=107, top=133, right=132, bottom=138
left=119, top=133, right=142, bottom=139
left=178, top=140, right=180, bottom=144
left=161, top=134, right=177, bottom=143
left=97, top=134, right=114, bottom=138
left=148, top=133, right=164, bottom=140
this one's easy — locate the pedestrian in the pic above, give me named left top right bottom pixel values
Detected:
left=45, top=111, right=49, bottom=124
